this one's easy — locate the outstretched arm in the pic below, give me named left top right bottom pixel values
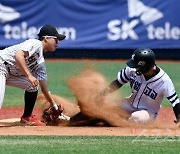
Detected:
left=100, top=79, right=123, bottom=96
left=39, top=80, right=58, bottom=109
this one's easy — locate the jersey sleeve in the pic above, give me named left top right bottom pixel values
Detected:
left=117, top=67, right=131, bottom=85
left=20, top=39, right=42, bottom=57
left=163, top=75, right=180, bottom=107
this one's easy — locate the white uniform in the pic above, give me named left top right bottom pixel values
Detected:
left=0, top=39, right=47, bottom=108
left=117, top=66, right=180, bottom=123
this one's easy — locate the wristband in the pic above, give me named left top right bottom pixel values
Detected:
left=53, top=104, right=58, bottom=110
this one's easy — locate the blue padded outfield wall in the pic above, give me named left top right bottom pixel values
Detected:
left=0, top=0, right=180, bottom=50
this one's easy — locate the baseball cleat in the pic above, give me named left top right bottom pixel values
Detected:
left=20, top=115, right=46, bottom=126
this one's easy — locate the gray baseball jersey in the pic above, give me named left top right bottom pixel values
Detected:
left=0, top=39, right=47, bottom=107
left=0, top=39, right=47, bottom=80
left=117, top=66, right=180, bottom=115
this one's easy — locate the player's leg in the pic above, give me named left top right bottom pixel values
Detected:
left=118, top=100, right=155, bottom=124
left=23, top=90, right=38, bottom=117
left=128, top=110, right=156, bottom=124
left=0, top=63, right=9, bottom=108
left=6, top=75, right=39, bottom=117
left=118, top=99, right=137, bottom=113
left=0, top=74, right=6, bottom=108
left=6, top=76, right=45, bottom=126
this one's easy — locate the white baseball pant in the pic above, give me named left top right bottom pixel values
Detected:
left=118, top=99, right=156, bottom=124
left=0, top=63, right=38, bottom=108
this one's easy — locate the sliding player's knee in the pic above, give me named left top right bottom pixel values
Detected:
left=128, top=110, right=153, bottom=124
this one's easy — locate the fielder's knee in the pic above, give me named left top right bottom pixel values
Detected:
left=26, top=85, right=39, bottom=92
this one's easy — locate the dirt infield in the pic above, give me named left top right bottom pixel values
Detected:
left=0, top=107, right=179, bottom=136
left=0, top=69, right=179, bottom=136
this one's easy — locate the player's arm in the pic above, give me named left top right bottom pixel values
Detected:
left=15, top=50, right=39, bottom=87
left=39, top=80, right=58, bottom=109
left=99, top=79, right=123, bottom=96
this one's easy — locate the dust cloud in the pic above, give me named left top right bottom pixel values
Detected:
left=37, top=69, right=178, bottom=129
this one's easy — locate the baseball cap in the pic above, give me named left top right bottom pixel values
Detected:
left=38, top=25, right=66, bottom=40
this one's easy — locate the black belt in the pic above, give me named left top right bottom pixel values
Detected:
left=4, top=61, right=8, bottom=65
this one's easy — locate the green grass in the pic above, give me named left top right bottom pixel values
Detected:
left=1, top=61, right=180, bottom=154
left=0, top=136, right=180, bottom=154
left=0, top=136, right=179, bottom=154
left=3, top=60, right=180, bottom=107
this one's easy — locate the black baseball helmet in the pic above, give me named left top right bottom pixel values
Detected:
left=126, top=48, right=155, bottom=74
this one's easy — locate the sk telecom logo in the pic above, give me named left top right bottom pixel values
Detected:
left=0, top=3, right=20, bottom=23
left=107, top=0, right=164, bottom=40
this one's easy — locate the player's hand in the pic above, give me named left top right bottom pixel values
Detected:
left=53, top=104, right=59, bottom=110
left=52, top=104, right=64, bottom=114
left=174, top=120, right=180, bottom=128
left=27, top=75, right=39, bottom=87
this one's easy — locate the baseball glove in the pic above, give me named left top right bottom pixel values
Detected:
left=42, top=104, right=70, bottom=126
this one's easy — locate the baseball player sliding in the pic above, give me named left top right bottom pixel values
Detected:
left=0, top=24, right=70, bottom=126
left=99, top=48, right=180, bottom=125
